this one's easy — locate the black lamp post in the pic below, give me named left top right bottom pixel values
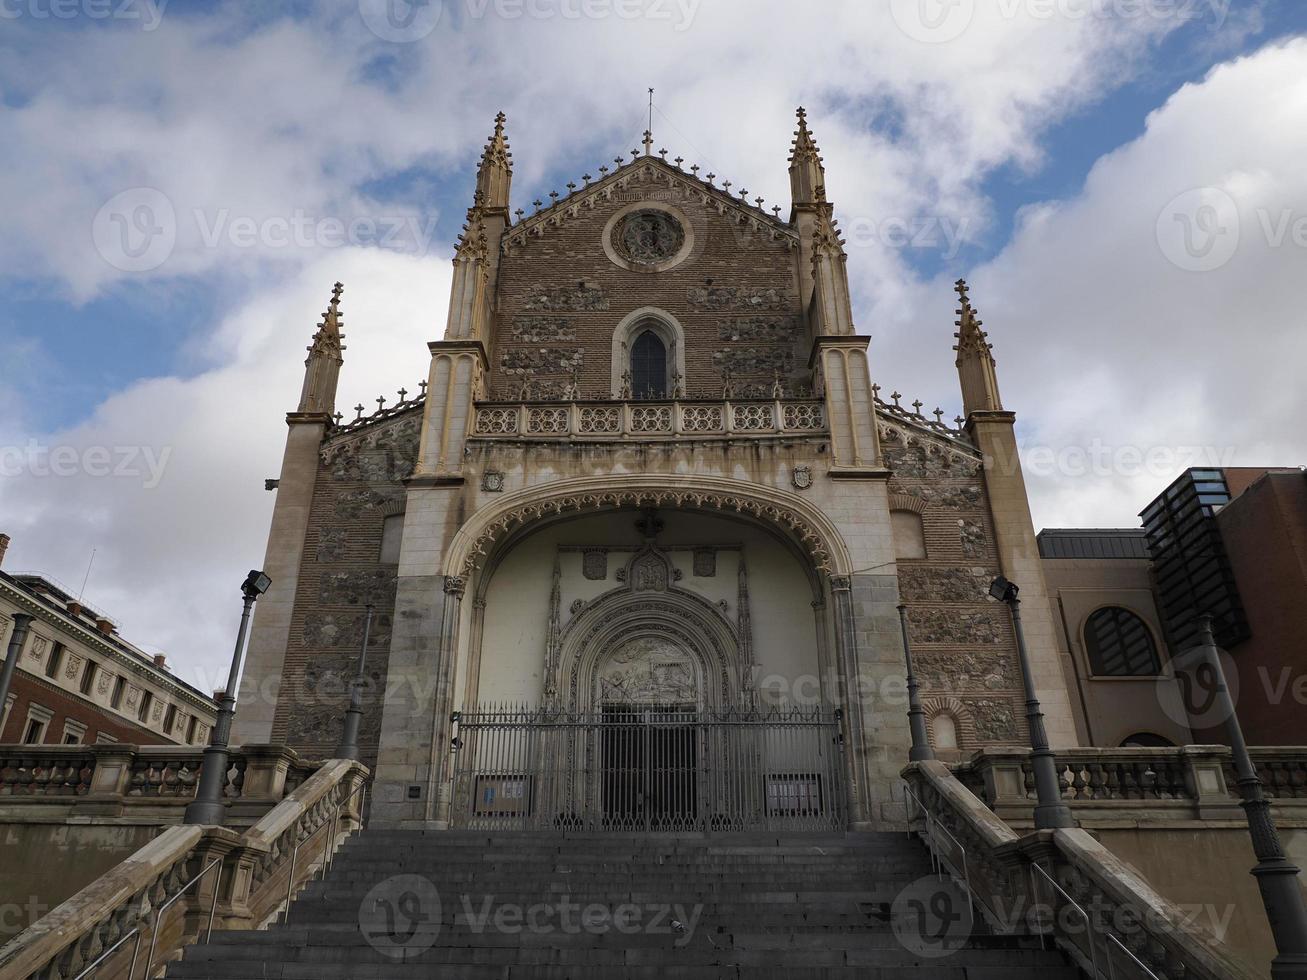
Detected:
left=896, top=604, right=935, bottom=762
left=184, top=569, right=271, bottom=826
left=0, top=613, right=34, bottom=731
left=1194, top=616, right=1307, bottom=979
left=989, top=575, right=1074, bottom=830
left=335, top=604, right=374, bottom=761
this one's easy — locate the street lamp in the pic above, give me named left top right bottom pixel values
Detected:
left=896, top=604, right=935, bottom=762
left=184, top=569, right=271, bottom=826
left=0, top=613, right=34, bottom=732
left=335, top=604, right=374, bottom=761
left=1194, top=615, right=1307, bottom=979
left=989, top=575, right=1074, bottom=830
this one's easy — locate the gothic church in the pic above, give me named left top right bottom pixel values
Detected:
left=232, top=109, right=1079, bottom=830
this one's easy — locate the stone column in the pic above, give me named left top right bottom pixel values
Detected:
left=426, top=576, right=466, bottom=826
left=811, top=336, right=881, bottom=476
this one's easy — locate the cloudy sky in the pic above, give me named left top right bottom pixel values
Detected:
left=1, top=0, right=1304, bottom=690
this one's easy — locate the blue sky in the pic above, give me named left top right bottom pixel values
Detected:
left=1, top=0, right=1305, bottom=684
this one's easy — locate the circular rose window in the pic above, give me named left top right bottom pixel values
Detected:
left=615, top=209, right=685, bottom=265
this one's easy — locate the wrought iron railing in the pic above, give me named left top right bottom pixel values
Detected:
left=451, top=705, right=846, bottom=832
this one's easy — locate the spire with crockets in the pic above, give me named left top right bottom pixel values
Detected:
left=953, top=278, right=1003, bottom=416
left=788, top=106, right=826, bottom=207
left=297, top=281, right=345, bottom=417
left=475, top=110, right=513, bottom=214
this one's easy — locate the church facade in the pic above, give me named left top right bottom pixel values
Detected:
left=232, top=110, right=1080, bottom=830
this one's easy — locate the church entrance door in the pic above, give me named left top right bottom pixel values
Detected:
left=600, top=704, right=698, bottom=830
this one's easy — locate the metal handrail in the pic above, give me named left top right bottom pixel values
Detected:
left=280, top=779, right=369, bottom=924
left=141, top=858, right=223, bottom=979
left=902, top=783, right=1002, bottom=927
left=74, top=856, right=223, bottom=980
left=1107, top=933, right=1166, bottom=980
left=1030, top=861, right=1099, bottom=978
left=70, top=928, right=142, bottom=980
left=1030, top=861, right=1163, bottom=980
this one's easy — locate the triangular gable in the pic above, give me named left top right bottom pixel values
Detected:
left=502, top=155, right=797, bottom=254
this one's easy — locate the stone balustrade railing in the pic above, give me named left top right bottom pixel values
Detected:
left=952, top=746, right=1307, bottom=824
left=471, top=397, right=828, bottom=440
left=0, top=744, right=319, bottom=824
left=904, top=760, right=1260, bottom=980
left=0, top=758, right=368, bottom=980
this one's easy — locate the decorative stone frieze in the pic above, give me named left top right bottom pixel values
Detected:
left=522, top=282, right=609, bottom=311
left=499, top=347, right=584, bottom=377
left=582, top=548, right=608, bottom=580
left=302, top=611, right=393, bottom=649
left=692, top=548, right=717, bottom=577
left=318, top=569, right=398, bottom=607
left=334, top=488, right=402, bottom=519
left=511, top=315, right=575, bottom=343
left=908, top=607, right=1003, bottom=645
left=717, top=315, right=799, bottom=342
left=964, top=698, right=1021, bottom=740
left=711, top=347, right=793, bottom=377
left=316, top=527, right=347, bottom=562
left=898, top=566, right=992, bottom=603
left=913, top=649, right=1017, bottom=690
left=894, top=484, right=985, bottom=510
left=960, top=519, right=987, bottom=558
left=687, top=284, right=787, bottom=310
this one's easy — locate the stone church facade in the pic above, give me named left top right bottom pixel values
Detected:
left=232, top=110, right=1079, bottom=829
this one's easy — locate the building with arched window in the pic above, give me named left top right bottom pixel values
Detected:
left=234, top=110, right=1084, bottom=830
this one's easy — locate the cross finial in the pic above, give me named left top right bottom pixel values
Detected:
left=419, top=380, right=428, bottom=394
left=891, top=391, right=902, bottom=407
left=376, top=395, right=386, bottom=412
left=354, top=403, right=364, bottom=419
left=642, top=130, right=653, bottom=155
left=397, top=387, right=408, bottom=401
left=912, top=399, right=923, bottom=415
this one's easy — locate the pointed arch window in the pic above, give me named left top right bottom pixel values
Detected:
left=630, top=330, right=667, bottom=399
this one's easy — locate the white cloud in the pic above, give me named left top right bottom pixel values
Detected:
left=957, top=37, right=1307, bottom=529
left=2, top=5, right=1300, bottom=685
left=0, top=249, right=450, bottom=690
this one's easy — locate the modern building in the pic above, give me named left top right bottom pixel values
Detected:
left=0, top=539, right=218, bottom=746
left=1145, top=466, right=1307, bottom=744
left=233, top=109, right=1084, bottom=830
left=1039, top=466, right=1307, bottom=748
left=1038, top=527, right=1193, bottom=748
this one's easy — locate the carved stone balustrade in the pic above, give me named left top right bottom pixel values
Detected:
left=0, top=759, right=368, bottom=980
left=954, top=745, right=1307, bottom=824
left=904, top=760, right=1260, bottom=980
left=0, top=744, right=319, bottom=825
left=471, top=397, right=827, bottom=441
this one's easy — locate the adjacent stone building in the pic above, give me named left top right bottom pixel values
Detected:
left=233, top=110, right=1081, bottom=829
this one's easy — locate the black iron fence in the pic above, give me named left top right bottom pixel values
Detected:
left=450, top=705, right=846, bottom=832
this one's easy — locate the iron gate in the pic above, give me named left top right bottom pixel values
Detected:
left=450, top=705, right=847, bottom=831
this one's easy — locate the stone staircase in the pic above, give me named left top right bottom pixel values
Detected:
left=167, top=830, right=1084, bottom=979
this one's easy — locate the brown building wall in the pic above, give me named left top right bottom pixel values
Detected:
left=490, top=170, right=807, bottom=399
left=885, top=437, right=1028, bottom=756
left=1, top=672, right=173, bottom=745
left=1215, top=470, right=1307, bottom=744
left=266, top=412, right=418, bottom=767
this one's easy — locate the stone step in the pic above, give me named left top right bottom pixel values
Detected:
left=167, top=963, right=1081, bottom=980
left=167, top=829, right=1085, bottom=980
